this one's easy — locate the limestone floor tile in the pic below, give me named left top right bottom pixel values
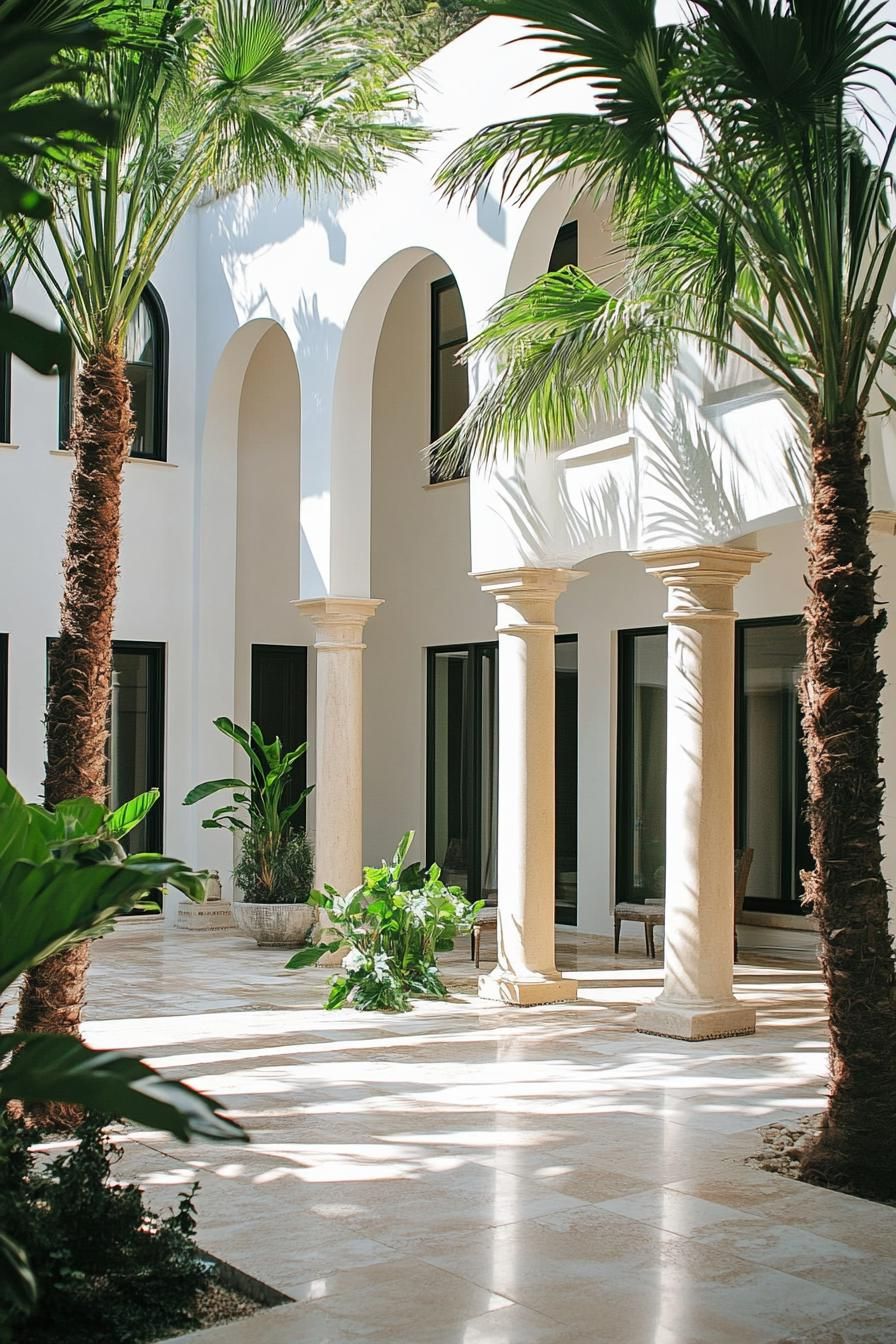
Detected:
left=690, top=1217, right=873, bottom=1274
left=596, top=1187, right=767, bottom=1238
left=770, top=1302, right=896, bottom=1344
left=282, top=1258, right=515, bottom=1334
left=168, top=1299, right=368, bottom=1344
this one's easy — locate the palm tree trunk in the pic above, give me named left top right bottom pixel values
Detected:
left=15, top=346, right=132, bottom=1119
left=799, top=408, right=896, bottom=1200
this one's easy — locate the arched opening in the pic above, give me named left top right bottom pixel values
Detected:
left=362, top=248, right=490, bottom=871
left=234, top=323, right=305, bottom=756
left=190, top=319, right=303, bottom=890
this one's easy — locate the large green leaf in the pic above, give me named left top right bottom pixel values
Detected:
left=105, top=788, right=160, bottom=839
left=182, top=778, right=249, bottom=806
left=0, top=1034, right=246, bottom=1143
left=0, top=853, right=201, bottom=994
left=0, top=308, right=70, bottom=374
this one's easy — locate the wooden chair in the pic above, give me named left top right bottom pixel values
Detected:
left=470, top=906, right=497, bottom=968
left=614, top=848, right=754, bottom=961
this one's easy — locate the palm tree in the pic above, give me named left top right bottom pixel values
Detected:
left=0, top=0, right=121, bottom=372
left=5, top=0, right=422, bottom=1070
left=434, top=0, right=896, bottom=1200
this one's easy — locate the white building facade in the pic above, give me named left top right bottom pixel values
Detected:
left=3, top=19, right=896, bottom=1034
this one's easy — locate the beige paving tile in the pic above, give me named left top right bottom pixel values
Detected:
left=67, top=926, right=896, bottom=1344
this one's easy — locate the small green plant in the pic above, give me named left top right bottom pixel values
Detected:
left=184, top=719, right=314, bottom=904
left=232, top=826, right=314, bottom=905
left=0, top=1112, right=210, bottom=1344
left=287, top=832, right=482, bottom=1011
left=0, top=770, right=245, bottom=1317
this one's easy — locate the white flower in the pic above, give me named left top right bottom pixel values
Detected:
left=372, top=952, right=391, bottom=982
left=405, top=891, right=428, bottom=924
left=343, top=947, right=366, bottom=973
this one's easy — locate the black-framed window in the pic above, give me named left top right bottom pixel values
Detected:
left=109, top=642, right=165, bottom=853
left=616, top=618, right=810, bottom=915
left=46, top=639, right=165, bottom=854
left=0, top=634, right=8, bottom=772
left=429, top=275, right=470, bottom=480
left=0, top=273, right=11, bottom=443
left=736, top=617, right=810, bottom=912
left=59, top=282, right=169, bottom=459
left=426, top=635, right=578, bottom=922
left=549, top=220, right=578, bottom=272
left=250, top=643, right=308, bottom=826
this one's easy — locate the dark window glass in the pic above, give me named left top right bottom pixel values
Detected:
left=59, top=284, right=168, bottom=459
left=555, top=636, right=578, bottom=924
left=616, top=619, right=810, bottom=915
left=109, top=643, right=165, bottom=855
left=0, top=274, right=11, bottom=443
left=0, top=633, right=8, bottom=772
left=737, top=619, right=811, bottom=912
left=250, top=644, right=309, bottom=826
left=549, top=220, right=578, bottom=272
left=430, top=275, right=470, bottom=480
left=616, top=629, right=668, bottom=905
left=427, top=637, right=576, bottom=920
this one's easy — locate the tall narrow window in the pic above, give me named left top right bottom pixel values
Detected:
left=250, top=644, right=308, bottom=825
left=109, top=643, right=165, bottom=854
left=430, top=275, right=470, bottom=479
left=548, top=220, right=578, bottom=272
left=59, top=283, right=168, bottom=459
left=0, top=274, right=11, bottom=443
left=736, top=618, right=810, bottom=911
left=616, top=629, right=668, bottom=905
left=427, top=637, right=575, bottom=919
left=616, top=618, right=811, bottom=915
left=0, top=633, right=8, bottom=772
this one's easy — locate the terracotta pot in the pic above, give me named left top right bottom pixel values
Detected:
left=232, top=901, right=315, bottom=948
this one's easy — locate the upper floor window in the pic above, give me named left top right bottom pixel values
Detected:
left=0, top=274, right=11, bottom=444
left=59, top=282, right=168, bottom=460
left=430, top=275, right=470, bottom=481
left=549, top=220, right=578, bottom=272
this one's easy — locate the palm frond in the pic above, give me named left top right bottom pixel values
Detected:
left=429, top=266, right=677, bottom=477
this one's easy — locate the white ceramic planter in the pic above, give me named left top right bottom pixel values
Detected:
left=232, top=901, right=315, bottom=948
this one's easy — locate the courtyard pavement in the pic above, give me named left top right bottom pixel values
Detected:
left=57, top=922, right=896, bottom=1342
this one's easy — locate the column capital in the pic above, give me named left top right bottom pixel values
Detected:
left=474, top=567, right=584, bottom=637
left=633, top=545, right=769, bottom=586
left=633, top=546, right=767, bottom=620
left=292, top=597, right=383, bottom=648
left=473, top=566, right=584, bottom=604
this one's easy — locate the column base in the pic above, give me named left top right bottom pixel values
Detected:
left=478, top=970, right=578, bottom=1007
left=635, top=998, right=756, bottom=1041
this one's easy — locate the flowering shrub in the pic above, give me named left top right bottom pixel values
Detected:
left=286, top=832, right=482, bottom=1011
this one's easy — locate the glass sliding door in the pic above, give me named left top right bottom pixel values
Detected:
left=616, top=618, right=811, bottom=915
left=109, top=642, right=164, bottom=855
left=616, top=629, right=668, bottom=905
left=427, top=638, right=576, bottom=919
left=555, top=636, right=578, bottom=924
left=736, top=618, right=810, bottom=911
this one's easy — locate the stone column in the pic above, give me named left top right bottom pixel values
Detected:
left=292, top=597, right=382, bottom=962
left=634, top=546, right=766, bottom=1040
left=475, top=567, right=583, bottom=1006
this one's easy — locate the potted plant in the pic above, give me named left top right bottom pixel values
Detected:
left=184, top=718, right=314, bottom=948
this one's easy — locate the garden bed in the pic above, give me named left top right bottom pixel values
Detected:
left=748, top=1113, right=896, bottom=1208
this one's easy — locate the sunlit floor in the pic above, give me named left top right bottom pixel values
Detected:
left=62, top=923, right=896, bottom=1342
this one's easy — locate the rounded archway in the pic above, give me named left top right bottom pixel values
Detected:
left=190, top=319, right=302, bottom=883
